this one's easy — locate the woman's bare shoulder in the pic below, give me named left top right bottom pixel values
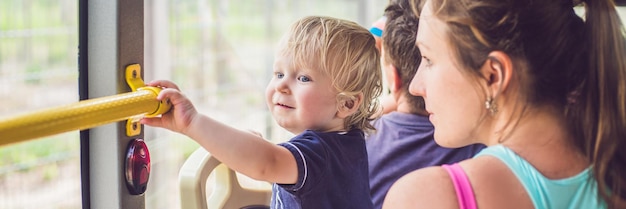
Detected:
left=461, top=156, right=534, bottom=209
left=382, top=157, right=533, bottom=209
left=382, top=166, right=458, bottom=209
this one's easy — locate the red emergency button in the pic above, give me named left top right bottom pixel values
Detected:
left=125, top=138, right=151, bottom=195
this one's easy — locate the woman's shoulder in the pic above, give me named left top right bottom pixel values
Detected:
left=382, top=166, right=459, bottom=209
left=382, top=157, right=534, bottom=209
left=461, top=156, right=535, bottom=209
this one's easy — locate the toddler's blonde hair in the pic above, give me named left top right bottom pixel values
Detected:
left=278, top=16, right=382, bottom=132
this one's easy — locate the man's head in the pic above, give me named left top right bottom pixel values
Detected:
left=381, top=1, right=425, bottom=114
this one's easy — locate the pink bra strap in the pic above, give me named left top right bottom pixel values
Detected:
left=442, top=164, right=477, bottom=209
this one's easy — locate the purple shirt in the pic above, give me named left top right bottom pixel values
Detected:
left=366, top=112, right=484, bottom=209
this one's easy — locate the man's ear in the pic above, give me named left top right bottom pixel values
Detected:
left=337, top=93, right=364, bottom=118
left=386, top=65, right=402, bottom=93
left=480, top=51, right=513, bottom=97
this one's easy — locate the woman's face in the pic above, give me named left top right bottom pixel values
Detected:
left=409, top=0, right=485, bottom=147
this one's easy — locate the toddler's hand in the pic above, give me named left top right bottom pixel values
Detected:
left=140, top=80, right=198, bottom=135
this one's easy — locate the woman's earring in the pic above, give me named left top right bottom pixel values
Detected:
left=485, top=97, right=498, bottom=115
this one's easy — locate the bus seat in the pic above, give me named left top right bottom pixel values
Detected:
left=179, top=147, right=272, bottom=209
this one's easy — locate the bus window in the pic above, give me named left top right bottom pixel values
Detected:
left=0, top=0, right=380, bottom=208
left=0, top=0, right=81, bottom=208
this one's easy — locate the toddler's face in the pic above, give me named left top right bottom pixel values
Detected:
left=265, top=54, right=345, bottom=134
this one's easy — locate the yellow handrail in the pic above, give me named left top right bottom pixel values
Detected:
left=0, top=86, right=169, bottom=147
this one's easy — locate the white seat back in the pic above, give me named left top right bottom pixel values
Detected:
left=179, top=148, right=272, bottom=209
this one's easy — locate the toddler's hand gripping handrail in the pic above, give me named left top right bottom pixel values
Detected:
left=0, top=64, right=170, bottom=146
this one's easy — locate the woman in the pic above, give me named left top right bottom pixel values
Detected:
left=383, top=0, right=626, bottom=208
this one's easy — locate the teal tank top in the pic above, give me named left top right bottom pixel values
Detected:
left=474, top=145, right=606, bottom=209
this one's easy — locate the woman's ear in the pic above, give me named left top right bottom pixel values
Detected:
left=481, top=51, right=513, bottom=97
left=337, top=93, right=364, bottom=118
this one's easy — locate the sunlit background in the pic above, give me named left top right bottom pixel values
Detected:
left=3, top=1, right=626, bottom=209
left=0, top=0, right=385, bottom=208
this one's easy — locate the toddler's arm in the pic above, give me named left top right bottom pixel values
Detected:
left=141, top=80, right=298, bottom=184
